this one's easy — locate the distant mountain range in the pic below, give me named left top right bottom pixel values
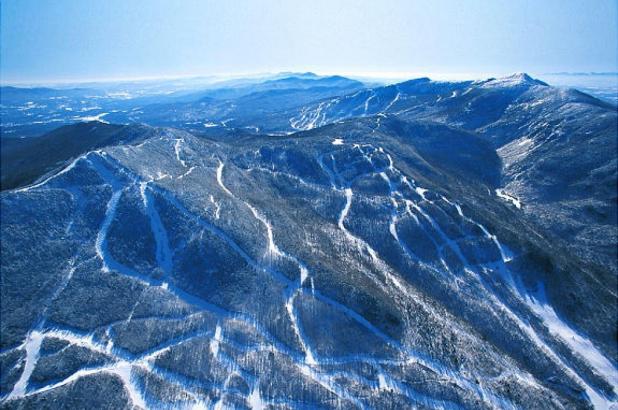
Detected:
left=545, top=72, right=618, bottom=76
left=1, top=72, right=616, bottom=409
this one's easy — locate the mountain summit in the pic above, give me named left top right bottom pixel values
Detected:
left=482, top=72, right=549, bottom=87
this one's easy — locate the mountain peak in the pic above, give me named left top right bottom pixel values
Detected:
left=484, top=72, right=548, bottom=87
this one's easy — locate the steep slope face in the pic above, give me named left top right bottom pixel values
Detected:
left=0, top=122, right=154, bottom=190
left=482, top=88, right=618, bottom=278
left=1, top=122, right=616, bottom=409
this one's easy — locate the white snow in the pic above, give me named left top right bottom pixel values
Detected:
left=518, top=137, right=533, bottom=147
left=497, top=136, right=536, bottom=168
left=114, top=362, right=148, bottom=409
left=495, top=189, right=522, bottom=209
left=364, top=92, right=376, bottom=113
left=192, top=401, right=209, bottom=410
left=95, top=190, right=123, bottom=272
left=177, top=166, right=196, bottom=179
left=378, top=373, right=389, bottom=390
left=174, top=139, right=188, bottom=168
left=73, top=112, right=109, bottom=123
left=14, top=155, right=84, bottom=193
left=415, top=187, right=428, bottom=200
left=383, top=91, right=401, bottom=112
left=209, top=195, right=221, bottom=219
left=299, top=265, right=308, bottom=285
left=525, top=289, right=618, bottom=394
left=481, top=73, right=542, bottom=88
left=248, top=386, right=266, bottom=410
left=338, top=188, right=353, bottom=231
left=246, top=204, right=282, bottom=259
left=141, top=184, right=173, bottom=276
left=289, top=99, right=337, bottom=130
left=8, top=330, right=43, bottom=399
left=216, top=160, right=233, bottom=197
left=210, top=324, right=222, bottom=357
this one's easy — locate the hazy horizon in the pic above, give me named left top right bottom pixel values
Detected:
left=2, top=0, right=617, bottom=84
left=2, top=70, right=618, bottom=89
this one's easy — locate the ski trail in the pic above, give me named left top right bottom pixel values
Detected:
left=290, top=99, right=338, bottom=130
left=408, top=201, right=469, bottom=268
left=391, top=185, right=454, bottom=273
left=140, top=182, right=173, bottom=277
left=114, top=362, right=148, bottom=409
left=383, top=89, right=400, bottom=112
left=216, top=160, right=233, bottom=197
left=338, top=188, right=353, bottom=233
left=329, top=157, right=407, bottom=294
left=89, top=156, right=131, bottom=272
left=174, top=138, right=187, bottom=168
left=498, top=287, right=612, bottom=408
left=177, top=165, right=196, bottom=180
left=240, top=201, right=316, bottom=364
left=525, top=286, right=618, bottom=393
left=158, top=188, right=294, bottom=287
left=210, top=323, right=222, bottom=357
left=495, top=188, right=522, bottom=209
left=297, top=364, right=368, bottom=409
left=246, top=204, right=283, bottom=259
left=95, top=189, right=123, bottom=272
left=7, top=331, right=43, bottom=399
left=13, top=155, right=85, bottom=193
left=316, top=153, right=339, bottom=189
left=210, top=161, right=319, bottom=365
left=7, top=326, right=151, bottom=408
left=209, top=195, right=221, bottom=219
left=21, top=359, right=148, bottom=410
left=286, top=291, right=317, bottom=365
left=382, top=174, right=429, bottom=268
left=214, top=369, right=237, bottom=410
left=363, top=91, right=375, bottom=114
left=27, top=327, right=207, bottom=406
left=24, top=365, right=116, bottom=397
left=316, top=149, right=511, bottom=406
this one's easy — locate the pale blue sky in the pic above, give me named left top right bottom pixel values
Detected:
left=1, top=0, right=617, bottom=83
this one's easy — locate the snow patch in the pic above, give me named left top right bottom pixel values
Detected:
left=210, top=324, right=222, bottom=357
left=216, top=160, right=233, bottom=197
left=73, top=112, right=109, bottom=123
left=496, top=189, right=522, bottom=209
left=248, top=386, right=266, bottom=410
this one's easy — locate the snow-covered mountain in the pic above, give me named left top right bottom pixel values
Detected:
left=1, top=74, right=616, bottom=409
